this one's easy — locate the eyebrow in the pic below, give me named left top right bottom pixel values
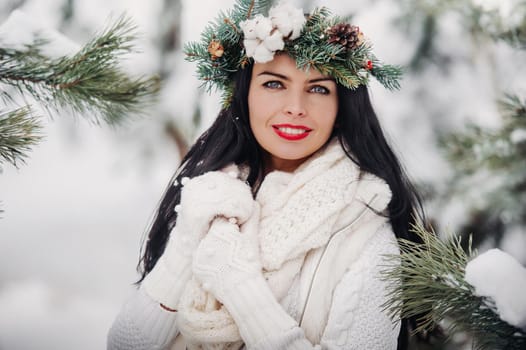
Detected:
left=257, top=71, right=335, bottom=83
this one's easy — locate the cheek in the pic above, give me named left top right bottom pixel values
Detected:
left=248, top=94, right=258, bottom=126
left=248, top=90, right=272, bottom=127
left=314, top=99, right=338, bottom=133
left=248, top=94, right=265, bottom=137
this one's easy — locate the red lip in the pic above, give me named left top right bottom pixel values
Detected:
left=272, top=124, right=312, bottom=141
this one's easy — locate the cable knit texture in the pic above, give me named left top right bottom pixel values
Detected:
left=107, top=139, right=401, bottom=350
left=320, top=225, right=400, bottom=349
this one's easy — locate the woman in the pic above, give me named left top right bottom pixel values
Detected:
left=108, top=1, right=426, bottom=349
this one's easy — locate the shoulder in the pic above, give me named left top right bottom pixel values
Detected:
left=331, top=158, right=393, bottom=232
left=342, top=223, right=400, bottom=277
left=362, top=223, right=400, bottom=260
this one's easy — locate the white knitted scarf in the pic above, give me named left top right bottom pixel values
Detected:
left=175, top=139, right=391, bottom=349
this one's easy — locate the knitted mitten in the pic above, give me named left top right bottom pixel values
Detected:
left=142, top=170, right=255, bottom=310
left=193, top=205, right=301, bottom=348
left=192, top=205, right=262, bottom=301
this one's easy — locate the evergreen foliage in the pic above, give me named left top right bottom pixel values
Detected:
left=441, top=95, right=526, bottom=177
left=382, top=224, right=526, bottom=350
left=440, top=94, right=526, bottom=249
left=387, top=1, right=526, bottom=347
left=397, top=0, right=526, bottom=69
left=0, top=15, right=159, bottom=167
left=183, top=0, right=273, bottom=103
left=0, top=107, right=41, bottom=167
left=427, top=0, right=526, bottom=243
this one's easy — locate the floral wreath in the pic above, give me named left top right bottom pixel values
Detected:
left=184, top=0, right=403, bottom=106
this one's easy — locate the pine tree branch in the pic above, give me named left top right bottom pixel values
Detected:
left=0, top=107, right=42, bottom=167
left=0, top=16, right=160, bottom=125
left=397, top=0, right=526, bottom=72
left=439, top=93, right=526, bottom=214
left=381, top=224, right=526, bottom=349
left=440, top=94, right=526, bottom=173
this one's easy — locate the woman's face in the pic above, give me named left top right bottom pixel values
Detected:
left=248, top=54, right=338, bottom=173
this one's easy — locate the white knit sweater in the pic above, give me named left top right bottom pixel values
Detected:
left=108, top=140, right=401, bottom=349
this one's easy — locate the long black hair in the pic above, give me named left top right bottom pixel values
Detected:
left=138, top=62, right=427, bottom=349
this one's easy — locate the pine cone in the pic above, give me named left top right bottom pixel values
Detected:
left=208, top=40, right=225, bottom=60
left=326, top=24, right=363, bottom=50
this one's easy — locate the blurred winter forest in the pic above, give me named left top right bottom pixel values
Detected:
left=0, top=0, right=525, bottom=349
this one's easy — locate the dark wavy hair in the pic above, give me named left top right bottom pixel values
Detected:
left=138, top=62, right=428, bottom=349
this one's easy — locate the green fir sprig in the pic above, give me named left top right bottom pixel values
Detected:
left=0, top=16, right=160, bottom=125
left=184, top=0, right=273, bottom=102
left=0, top=107, right=42, bottom=167
left=381, top=224, right=526, bottom=349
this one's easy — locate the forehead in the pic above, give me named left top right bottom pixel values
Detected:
left=252, top=54, right=330, bottom=81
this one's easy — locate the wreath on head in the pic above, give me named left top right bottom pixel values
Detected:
left=184, top=0, right=403, bottom=107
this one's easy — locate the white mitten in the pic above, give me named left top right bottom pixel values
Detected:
left=142, top=170, right=255, bottom=310
left=192, top=203, right=262, bottom=302
left=177, top=170, right=255, bottom=237
left=193, top=204, right=300, bottom=348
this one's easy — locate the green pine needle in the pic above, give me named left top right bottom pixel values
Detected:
left=0, top=107, right=42, bottom=167
left=371, top=62, right=404, bottom=90
left=0, top=15, right=160, bottom=125
left=381, top=223, right=526, bottom=349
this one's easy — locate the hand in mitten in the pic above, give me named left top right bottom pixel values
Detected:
left=193, top=205, right=301, bottom=348
left=192, top=202, right=262, bottom=302
left=175, top=170, right=255, bottom=253
left=142, top=170, right=255, bottom=310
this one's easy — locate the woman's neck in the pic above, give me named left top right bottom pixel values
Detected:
left=263, top=154, right=309, bottom=175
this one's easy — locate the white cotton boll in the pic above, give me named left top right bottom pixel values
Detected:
left=254, top=15, right=273, bottom=39
left=253, top=44, right=274, bottom=63
left=272, top=16, right=292, bottom=38
left=243, top=39, right=259, bottom=57
left=270, top=11, right=293, bottom=38
left=263, top=31, right=285, bottom=52
left=288, top=7, right=306, bottom=39
left=465, top=248, right=526, bottom=330
left=240, top=19, right=258, bottom=40
left=269, top=3, right=306, bottom=40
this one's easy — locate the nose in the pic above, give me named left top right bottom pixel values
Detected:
left=284, top=91, right=307, bottom=118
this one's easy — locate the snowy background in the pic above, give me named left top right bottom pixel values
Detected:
left=0, top=0, right=525, bottom=349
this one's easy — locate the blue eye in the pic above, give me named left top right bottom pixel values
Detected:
left=310, top=85, right=330, bottom=94
left=263, top=81, right=283, bottom=89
